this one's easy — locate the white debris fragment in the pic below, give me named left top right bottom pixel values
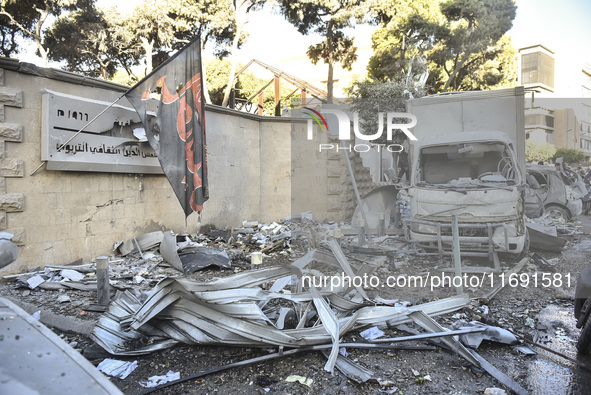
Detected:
left=374, top=297, right=399, bottom=306
left=139, top=370, right=180, bottom=388
left=478, top=305, right=489, bottom=315
left=26, top=275, right=45, bottom=289
left=32, top=311, right=41, bottom=320
left=57, top=294, right=71, bottom=303
left=97, top=358, right=138, bottom=379
left=285, top=375, right=313, bottom=387
left=360, top=326, right=385, bottom=341
left=60, top=269, right=85, bottom=282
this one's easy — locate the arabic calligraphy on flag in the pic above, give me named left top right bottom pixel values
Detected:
left=125, top=37, right=208, bottom=216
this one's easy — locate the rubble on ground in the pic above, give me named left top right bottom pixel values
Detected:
left=1, top=214, right=588, bottom=394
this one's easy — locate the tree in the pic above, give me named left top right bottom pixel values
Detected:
left=168, top=0, right=236, bottom=57
left=453, top=35, right=517, bottom=91
left=367, top=0, right=517, bottom=93
left=553, top=148, right=585, bottom=165
left=366, top=0, right=442, bottom=82
left=424, top=0, right=516, bottom=92
left=0, top=0, right=38, bottom=57
left=44, top=7, right=137, bottom=79
left=0, top=0, right=93, bottom=66
left=276, top=0, right=364, bottom=103
left=128, top=0, right=176, bottom=74
left=525, top=140, right=556, bottom=163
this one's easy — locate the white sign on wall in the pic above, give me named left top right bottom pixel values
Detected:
left=41, top=90, right=163, bottom=174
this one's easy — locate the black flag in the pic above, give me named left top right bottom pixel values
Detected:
left=125, top=37, right=208, bottom=216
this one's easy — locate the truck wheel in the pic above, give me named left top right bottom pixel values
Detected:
left=577, top=313, right=591, bottom=354
left=544, top=205, right=570, bottom=221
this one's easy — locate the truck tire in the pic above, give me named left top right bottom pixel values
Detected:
left=577, top=313, right=591, bottom=354
left=544, top=204, right=570, bottom=221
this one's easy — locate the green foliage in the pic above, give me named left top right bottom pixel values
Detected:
left=553, top=148, right=585, bottom=165
left=0, top=0, right=94, bottom=65
left=367, top=0, right=517, bottom=93
left=44, top=7, right=136, bottom=79
left=0, top=0, right=38, bottom=56
left=525, top=140, right=556, bottom=163
left=167, top=0, right=237, bottom=57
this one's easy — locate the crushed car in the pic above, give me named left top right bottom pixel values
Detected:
left=524, top=163, right=585, bottom=221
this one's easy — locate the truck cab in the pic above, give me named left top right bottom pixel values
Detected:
left=402, top=87, right=528, bottom=259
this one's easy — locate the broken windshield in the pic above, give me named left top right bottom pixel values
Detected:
left=416, top=142, right=519, bottom=188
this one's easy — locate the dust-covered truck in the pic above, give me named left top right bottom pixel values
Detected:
left=402, top=87, right=528, bottom=260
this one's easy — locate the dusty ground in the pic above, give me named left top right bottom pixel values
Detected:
left=2, top=216, right=591, bottom=395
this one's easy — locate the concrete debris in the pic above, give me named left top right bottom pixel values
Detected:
left=26, top=274, right=45, bottom=289
left=513, top=345, right=536, bottom=356
left=60, top=269, right=86, bottom=282
left=2, top=215, right=561, bottom=392
left=484, top=388, right=508, bottom=395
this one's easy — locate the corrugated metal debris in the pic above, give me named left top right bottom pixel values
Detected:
left=91, top=243, right=470, bottom=377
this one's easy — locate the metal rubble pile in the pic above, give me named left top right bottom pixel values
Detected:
left=1, top=217, right=538, bottom=393
left=526, top=214, right=584, bottom=253
left=2, top=220, right=299, bottom=294
left=91, top=240, right=471, bottom=377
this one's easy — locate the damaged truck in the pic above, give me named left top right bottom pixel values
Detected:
left=402, top=87, right=528, bottom=262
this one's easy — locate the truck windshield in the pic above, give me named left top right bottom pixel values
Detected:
left=417, top=142, right=518, bottom=187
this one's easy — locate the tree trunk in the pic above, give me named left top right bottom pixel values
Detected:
left=140, top=37, right=154, bottom=74
left=442, top=54, right=469, bottom=92
left=326, top=20, right=335, bottom=104
left=37, top=44, right=48, bottom=67
left=221, top=1, right=244, bottom=108
left=201, top=43, right=212, bottom=104
left=35, top=8, right=49, bottom=67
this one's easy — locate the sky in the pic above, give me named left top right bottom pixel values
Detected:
left=15, top=0, right=591, bottom=92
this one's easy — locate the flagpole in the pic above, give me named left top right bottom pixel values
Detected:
left=29, top=93, right=125, bottom=176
